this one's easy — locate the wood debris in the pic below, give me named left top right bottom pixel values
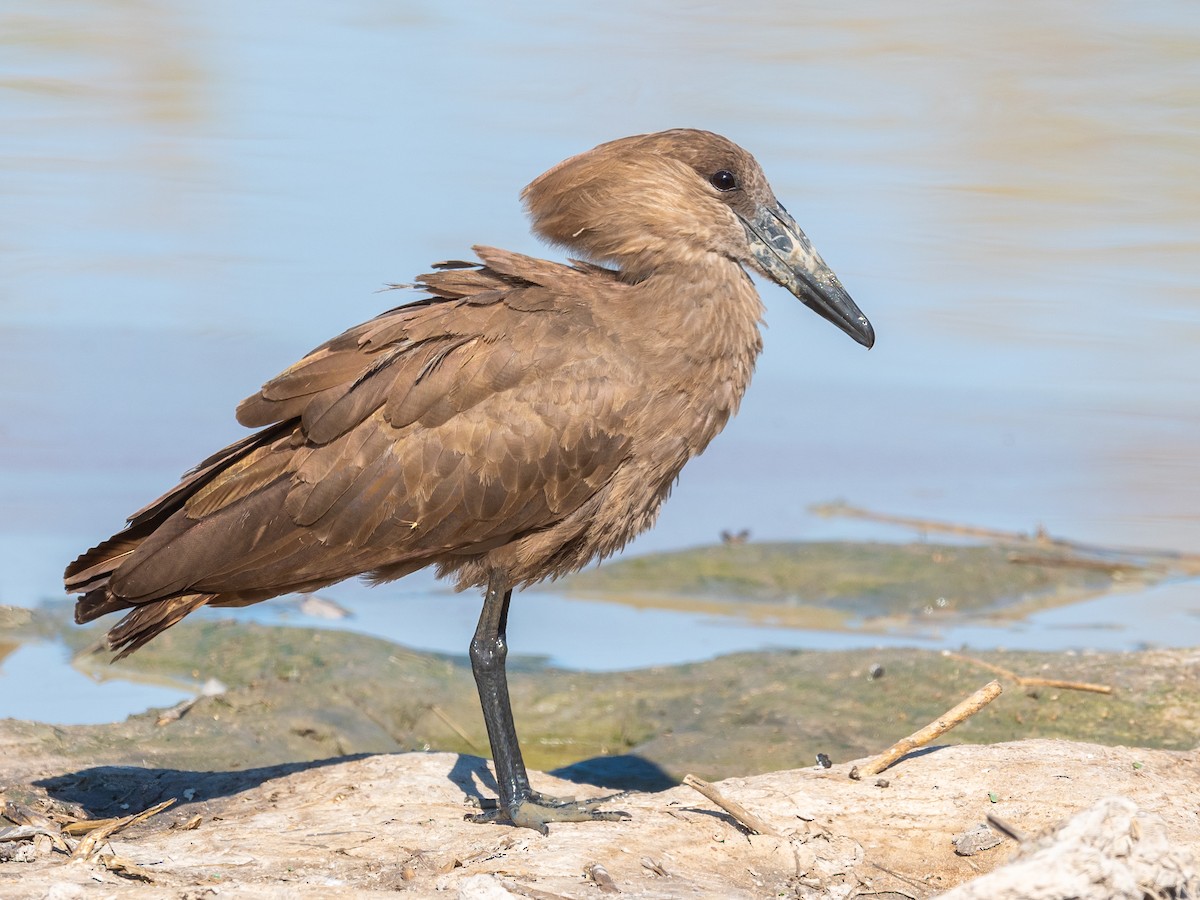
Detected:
left=156, top=696, right=201, bottom=726
left=70, top=798, right=176, bottom=860
left=682, top=774, right=780, bottom=836
left=851, top=681, right=1003, bottom=779
left=943, top=651, right=1112, bottom=695
left=0, top=825, right=57, bottom=843
left=100, top=853, right=158, bottom=882
left=811, top=500, right=1200, bottom=575
left=584, top=861, right=620, bottom=892
left=640, top=856, right=669, bottom=876
left=1, top=801, right=70, bottom=852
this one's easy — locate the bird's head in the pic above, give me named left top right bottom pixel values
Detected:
left=522, top=128, right=874, bottom=348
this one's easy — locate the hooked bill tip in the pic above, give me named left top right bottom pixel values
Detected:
left=852, top=315, right=875, bottom=349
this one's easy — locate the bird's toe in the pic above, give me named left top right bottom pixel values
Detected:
left=466, top=792, right=631, bottom=834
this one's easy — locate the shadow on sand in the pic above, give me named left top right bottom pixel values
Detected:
left=38, top=751, right=676, bottom=820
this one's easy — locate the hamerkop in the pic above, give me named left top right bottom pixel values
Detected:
left=66, top=129, right=874, bottom=832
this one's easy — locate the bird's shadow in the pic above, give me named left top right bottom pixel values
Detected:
left=552, top=754, right=676, bottom=793
left=448, top=752, right=676, bottom=802
left=37, top=751, right=676, bottom=819
left=34, top=755, right=371, bottom=819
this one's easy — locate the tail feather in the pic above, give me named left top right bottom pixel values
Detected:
left=66, top=533, right=149, bottom=599
left=65, top=423, right=296, bottom=654
left=74, top=587, right=136, bottom=625
left=107, top=593, right=215, bottom=660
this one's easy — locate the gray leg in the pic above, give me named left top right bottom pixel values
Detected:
left=467, top=574, right=630, bottom=833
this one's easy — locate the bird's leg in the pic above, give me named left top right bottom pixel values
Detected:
left=467, top=574, right=629, bottom=833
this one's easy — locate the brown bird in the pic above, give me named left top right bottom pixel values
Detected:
left=66, top=129, right=873, bottom=832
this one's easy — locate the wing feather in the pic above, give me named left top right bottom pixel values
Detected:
left=71, top=250, right=641, bottom=639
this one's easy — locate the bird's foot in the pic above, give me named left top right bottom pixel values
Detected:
left=467, top=790, right=630, bottom=834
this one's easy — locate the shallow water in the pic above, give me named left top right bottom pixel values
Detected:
left=2, top=3, right=1199, bottom=721
left=263, top=578, right=1200, bottom=667
left=7, top=575, right=1198, bottom=726
left=1, top=641, right=192, bottom=725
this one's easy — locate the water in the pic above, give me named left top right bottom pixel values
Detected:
left=251, top=578, right=1200, bottom=665
left=2, top=2, right=1198, bottom=722
left=0, top=641, right=192, bottom=726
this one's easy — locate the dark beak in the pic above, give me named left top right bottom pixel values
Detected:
left=739, top=202, right=874, bottom=348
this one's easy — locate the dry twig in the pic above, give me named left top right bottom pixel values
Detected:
left=1005, top=553, right=1144, bottom=575
left=0, top=826, right=58, bottom=844
left=812, top=502, right=1032, bottom=543
left=850, top=681, right=1003, bottom=779
left=70, top=798, right=176, bottom=860
left=641, top=856, right=669, bottom=876
left=101, top=854, right=157, bottom=882
left=156, top=696, right=201, bottom=726
left=811, top=501, right=1200, bottom=574
left=63, top=817, right=123, bottom=836
left=682, top=774, right=780, bottom=836
left=985, top=812, right=1027, bottom=843
left=2, top=802, right=70, bottom=853
left=584, top=862, right=620, bottom=893
left=943, top=651, right=1112, bottom=695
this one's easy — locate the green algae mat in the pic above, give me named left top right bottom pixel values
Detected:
left=5, top=620, right=1197, bottom=788
left=549, top=539, right=1153, bottom=628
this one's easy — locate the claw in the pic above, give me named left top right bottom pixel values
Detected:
left=466, top=791, right=631, bottom=834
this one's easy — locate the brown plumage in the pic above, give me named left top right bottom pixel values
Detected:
left=66, top=129, right=873, bottom=832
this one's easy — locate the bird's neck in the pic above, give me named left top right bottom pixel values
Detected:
left=621, top=254, right=766, bottom=446
left=641, top=254, right=765, bottom=379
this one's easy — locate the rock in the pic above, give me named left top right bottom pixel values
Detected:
left=0, top=739, right=1195, bottom=897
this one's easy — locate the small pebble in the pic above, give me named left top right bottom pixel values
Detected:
left=953, top=822, right=1003, bottom=856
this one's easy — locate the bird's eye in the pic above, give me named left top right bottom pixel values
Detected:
left=709, top=170, right=738, bottom=192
